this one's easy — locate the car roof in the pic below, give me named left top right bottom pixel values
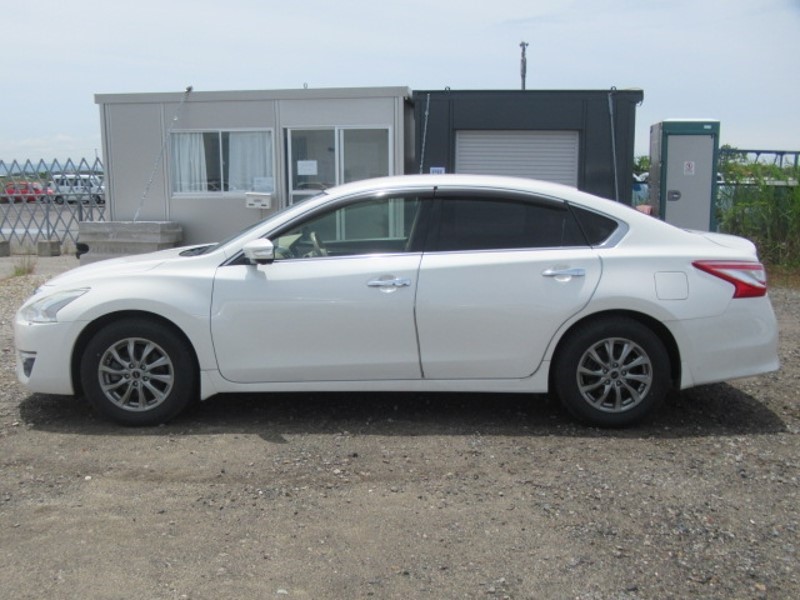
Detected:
left=328, top=173, right=577, bottom=197
left=325, top=174, right=634, bottom=217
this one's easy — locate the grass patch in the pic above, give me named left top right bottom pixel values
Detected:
left=766, top=263, right=800, bottom=289
left=12, top=254, right=37, bottom=277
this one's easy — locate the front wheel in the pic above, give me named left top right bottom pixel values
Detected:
left=80, top=318, right=197, bottom=426
left=553, top=317, right=671, bottom=427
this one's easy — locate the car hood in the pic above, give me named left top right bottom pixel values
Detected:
left=43, top=246, right=203, bottom=289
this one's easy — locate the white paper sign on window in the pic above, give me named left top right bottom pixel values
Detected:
left=297, top=160, right=318, bottom=176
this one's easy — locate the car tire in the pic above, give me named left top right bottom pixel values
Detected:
left=80, top=318, right=197, bottom=426
left=54, top=196, right=64, bottom=205
left=553, top=317, right=670, bottom=427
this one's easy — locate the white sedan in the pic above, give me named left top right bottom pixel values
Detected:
left=15, top=175, right=779, bottom=427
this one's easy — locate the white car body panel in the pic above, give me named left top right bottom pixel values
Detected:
left=415, top=248, right=601, bottom=379
left=211, top=254, right=423, bottom=382
left=13, top=174, right=779, bottom=419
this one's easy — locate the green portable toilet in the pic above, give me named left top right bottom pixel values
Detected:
left=649, top=119, right=720, bottom=231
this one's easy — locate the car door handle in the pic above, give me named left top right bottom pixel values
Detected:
left=367, top=277, right=412, bottom=288
left=542, top=267, right=586, bottom=278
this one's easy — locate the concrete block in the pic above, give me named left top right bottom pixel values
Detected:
left=0, top=240, right=9, bottom=257
left=37, top=240, right=61, bottom=257
left=78, top=221, right=183, bottom=265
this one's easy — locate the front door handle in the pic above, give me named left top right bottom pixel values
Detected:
left=367, top=277, right=412, bottom=288
left=542, top=267, right=586, bottom=278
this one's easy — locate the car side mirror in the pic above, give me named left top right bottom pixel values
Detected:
left=243, top=238, right=276, bottom=265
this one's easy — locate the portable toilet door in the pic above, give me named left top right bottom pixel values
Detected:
left=649, top=119, right=720, bottom=231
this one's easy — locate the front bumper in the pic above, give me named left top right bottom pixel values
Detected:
left=14, top=317, right=82, bottom=396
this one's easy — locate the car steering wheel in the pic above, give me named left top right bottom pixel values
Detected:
left=309, top=231, right=328, bottom=257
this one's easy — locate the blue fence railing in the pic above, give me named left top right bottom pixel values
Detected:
left=0, top=158, right=106, bottom=251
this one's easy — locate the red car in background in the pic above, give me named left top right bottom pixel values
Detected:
left=1, top=181, right=55, bottom=203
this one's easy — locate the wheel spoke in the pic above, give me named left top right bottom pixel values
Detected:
left=143, top=380, right=168, bottom=402
left=101, top=378, right=128, bottom=393
left=146, top=373, right=173, bottom=385
left=144, top=355, right=170, bottom=370
left=99, top=363, right=126, bottom=377
left=615, top=341, right=633, bottom=365
left=587, top=348, right=608, bottom=370
left=109, top=346, right=128, bottom=368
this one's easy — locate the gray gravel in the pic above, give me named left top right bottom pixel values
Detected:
left=1, top=258, right=798, bottom=599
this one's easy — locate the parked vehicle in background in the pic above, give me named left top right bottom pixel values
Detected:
left=1, top=181, right=54, bottom=203
left=51, top=174, right=105, bottom=204
left=14, top=174, right=780, bottom=428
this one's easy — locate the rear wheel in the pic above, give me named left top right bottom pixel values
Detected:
left=553, top=317, right=670, bottom=427
left=80, top=318, right=197, bottom=426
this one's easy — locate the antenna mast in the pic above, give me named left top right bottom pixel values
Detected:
left=520, top=41, right=529, bottom=90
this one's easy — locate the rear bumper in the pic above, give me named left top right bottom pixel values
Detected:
left=671, top=295, right=779, bottom=389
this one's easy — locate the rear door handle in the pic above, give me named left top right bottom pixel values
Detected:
left=542, top=267, right=586, bottom=278
left=367, top=277, right=412, bottom=288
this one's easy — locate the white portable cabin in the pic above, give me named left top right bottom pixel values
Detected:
left=96, top=87, right=413, bottom=244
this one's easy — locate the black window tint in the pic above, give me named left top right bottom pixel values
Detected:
left=570, top=205, right=619, bottom=246
left=434, top=197, right=586, bottom=251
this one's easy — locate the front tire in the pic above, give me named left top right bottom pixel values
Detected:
left=80, top=318, right=197, bottom=426
left=553, top=317, right=670, bottom=427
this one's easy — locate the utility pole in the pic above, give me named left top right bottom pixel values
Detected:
left=520, top=41, right=529, bottom=90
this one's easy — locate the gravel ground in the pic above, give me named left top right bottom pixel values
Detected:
left=0, top=257, right=798, bottom=599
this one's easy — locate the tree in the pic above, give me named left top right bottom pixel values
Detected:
left=633, top=155, right=650, bottom=176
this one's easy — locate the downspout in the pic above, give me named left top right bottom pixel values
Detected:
left=418, top=93, right=431, bottom=174
left=607, top=87, right=620, bottom=201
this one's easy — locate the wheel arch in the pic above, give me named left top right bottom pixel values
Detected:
left=70, top=310, right=200, bottom=397
left=549, top=310, right=681, bottom=388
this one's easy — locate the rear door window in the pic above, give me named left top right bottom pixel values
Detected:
left=430, top=193, right=587, bottom=251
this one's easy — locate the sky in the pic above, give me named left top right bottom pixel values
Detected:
left=2, top=0, right=798, bottom=163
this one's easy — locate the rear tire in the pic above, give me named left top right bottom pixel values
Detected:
left=553, top=317, right=670, bottom=427
left=80, top=318, right=197, bottom=426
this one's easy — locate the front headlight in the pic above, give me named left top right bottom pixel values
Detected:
left=20, top=288, right=89, bottom=323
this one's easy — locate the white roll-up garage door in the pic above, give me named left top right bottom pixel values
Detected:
left=455, top=130, right=579, bottom=186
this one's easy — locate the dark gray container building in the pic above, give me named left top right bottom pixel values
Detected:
left=413, top=89, right=644, bottom=204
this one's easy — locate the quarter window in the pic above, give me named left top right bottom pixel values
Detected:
left=171, top=131, right=273, bottom=194
left=570, top=205, right=620, bottom=246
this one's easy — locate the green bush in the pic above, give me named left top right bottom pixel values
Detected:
left=716, top=149, right=800, bottom=267
left=718, top=182, right=800, bottom=266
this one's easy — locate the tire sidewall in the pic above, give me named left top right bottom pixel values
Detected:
left=80, top=319, right=196, bottom=426
left=554, top=317, right=670, bottom=427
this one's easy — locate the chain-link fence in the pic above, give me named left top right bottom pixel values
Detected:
left=0, top=158, right=106, bottom=253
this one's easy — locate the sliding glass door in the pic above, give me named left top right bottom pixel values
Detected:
left=288, top=128, right=390, bottom=205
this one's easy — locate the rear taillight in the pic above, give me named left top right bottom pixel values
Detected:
left=692, top=260, right=767, bottom=298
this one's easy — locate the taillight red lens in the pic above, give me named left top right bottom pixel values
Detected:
left=692, top=260, right=767, bottom=298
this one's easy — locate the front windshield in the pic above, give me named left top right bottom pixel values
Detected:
left=198, top=192, right=327, bottom=255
